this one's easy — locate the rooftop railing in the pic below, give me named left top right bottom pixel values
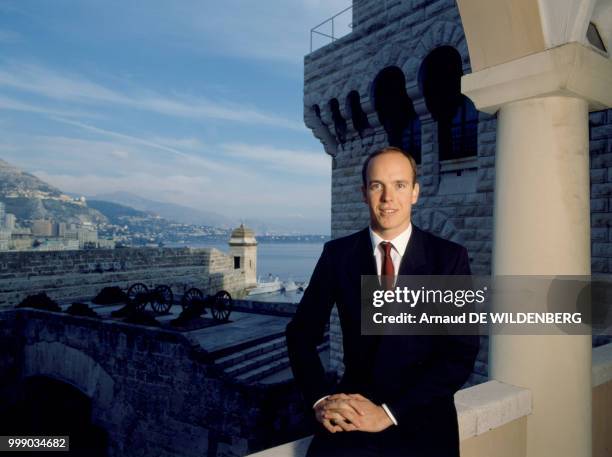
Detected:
left=310, top=4, right=353, bottom=53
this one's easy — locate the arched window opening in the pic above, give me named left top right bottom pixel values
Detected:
left=419, top=46, right=477, bottom=161
left=451, top=96, right=478, bottom=159
left=372, top=66, right=421, bottom=163
left=329, top=98, right=347, bottom=145
left=346, top=90, right=371, bottom=138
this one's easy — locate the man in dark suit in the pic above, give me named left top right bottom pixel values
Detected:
left=286, top=146, right=479, bottom=457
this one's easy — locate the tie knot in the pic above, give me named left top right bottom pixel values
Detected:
left=381, top=241, right=393, bottom=256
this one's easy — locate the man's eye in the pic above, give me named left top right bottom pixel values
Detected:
left=370, top=183, right=382, bottom=191
left=397, top=183, right=406, bottom=189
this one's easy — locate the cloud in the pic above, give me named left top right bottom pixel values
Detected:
left=0, top=61, right=306, bottom=130
left=0, top=1, right=336, bottom=232
left=221, top=142, right=330, bottom=177
left=32, top=168, right=330, bottom=221
left=1, top=121, right=327, bottom=191
left=0, top=94, right=100, bottom=119
left=49, top=117, right=250, bottom=177
left=108, top=149, right=130, bottom=160
left=1, top=128, right=331, bottom=230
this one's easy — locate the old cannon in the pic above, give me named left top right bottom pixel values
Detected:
left=180, top=288, right=233, bottom=322
left=126, top=283, right=174, bottom=315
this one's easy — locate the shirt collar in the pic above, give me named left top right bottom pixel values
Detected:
left=369, top=224, right=413, bottom=256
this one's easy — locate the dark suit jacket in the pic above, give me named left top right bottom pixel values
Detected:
left=285, top=225, right=479, bottom=457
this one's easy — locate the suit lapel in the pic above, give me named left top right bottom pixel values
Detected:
left=398, top=225, right=427, bottom=275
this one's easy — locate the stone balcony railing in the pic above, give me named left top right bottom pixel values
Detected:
left=248, top=343, right=612, bottom=457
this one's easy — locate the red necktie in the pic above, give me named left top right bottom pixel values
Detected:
left=380, top=241, right=395, bottom=290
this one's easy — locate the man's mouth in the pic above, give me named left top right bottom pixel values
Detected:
left=379, top=209, right=397, bottom=215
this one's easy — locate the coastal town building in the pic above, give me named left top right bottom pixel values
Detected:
left=31, top=219, right=53, bottom=237
left=4, top=213, right=16, bottom=230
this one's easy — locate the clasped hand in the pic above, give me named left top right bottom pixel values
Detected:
left=314, top=393, right=393, bottom=434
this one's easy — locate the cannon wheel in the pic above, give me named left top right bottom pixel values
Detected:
left=151, top=285, right=173, bottom=315
left=211, top=290, right=232, bottom=322
left=181, top=287, right=204, bottom=311
left=127, top=283, right=149, bottom=311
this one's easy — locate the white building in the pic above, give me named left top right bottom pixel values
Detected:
left=4, top=214, right=16, bottom=231
left=0, top=229, right=9, bottom=251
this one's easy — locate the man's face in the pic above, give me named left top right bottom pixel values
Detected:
left=361, top=152, right=419, bottom=239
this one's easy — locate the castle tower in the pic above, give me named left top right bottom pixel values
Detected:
left=228, top=224, right=257, bottom=288
left=304, top=1, right=612, bottom=456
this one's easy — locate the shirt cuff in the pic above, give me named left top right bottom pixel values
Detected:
left=381, top=403, right=398, bottom=425
left=313, top=395, right=329, bottom=409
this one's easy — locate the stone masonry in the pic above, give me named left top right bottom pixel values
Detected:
left=0, top=247, right=250, bottom=309
left=303, top=0, right=612, bottom=376
left=0, top=308, right=309, bottom=457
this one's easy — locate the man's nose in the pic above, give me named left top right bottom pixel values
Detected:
left=381, top=187, right=393, bottom=201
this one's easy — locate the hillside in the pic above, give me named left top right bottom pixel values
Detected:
left=92, top=191, right=234, bottom=227
left=87, top=200, right=150, bottom=225
left=0, top=158, right=107, bottom=225
left=0, top=159, right=62, bottom=196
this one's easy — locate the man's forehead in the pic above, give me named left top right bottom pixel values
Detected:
left=369, top=151, right=412, bottom=166
left=367, top=153, right=414, bottom=177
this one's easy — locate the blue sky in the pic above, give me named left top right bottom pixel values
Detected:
left=0, top=0, right=352, bottom=234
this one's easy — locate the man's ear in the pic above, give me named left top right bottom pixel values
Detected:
left=411, top=182, right=420, bottom=204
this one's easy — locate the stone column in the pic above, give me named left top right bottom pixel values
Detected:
left=463, top=42, right=612, bottom=457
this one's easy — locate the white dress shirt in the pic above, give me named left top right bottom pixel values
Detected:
left=313, top=224, right=414, bottom=427
left=370, top=224, right=413, bottom=284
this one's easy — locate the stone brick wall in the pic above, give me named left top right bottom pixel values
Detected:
left=0, top=247, right=250, bottom=308
left=591, top=109, right=612, bottom=274
left=0, top=308, right=310, bottom=457
left=304, top=0, right=612, bottom=376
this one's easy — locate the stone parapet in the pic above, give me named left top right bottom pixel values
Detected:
left=0, top=247, right=250, bottom=308
left=246, top=380, right=533, bottom=457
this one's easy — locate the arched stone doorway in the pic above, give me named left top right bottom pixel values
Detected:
left=0, top=375, right=108, bottom=456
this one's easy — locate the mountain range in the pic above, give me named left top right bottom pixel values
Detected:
left=0, top=158, right=329, bottom=234
left=90, top=191, right=234, bottom=228
left=89, top=191, right=329, bottom=234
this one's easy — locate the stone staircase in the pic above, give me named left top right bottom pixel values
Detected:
left=211, top=331, right=329, bottom=384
